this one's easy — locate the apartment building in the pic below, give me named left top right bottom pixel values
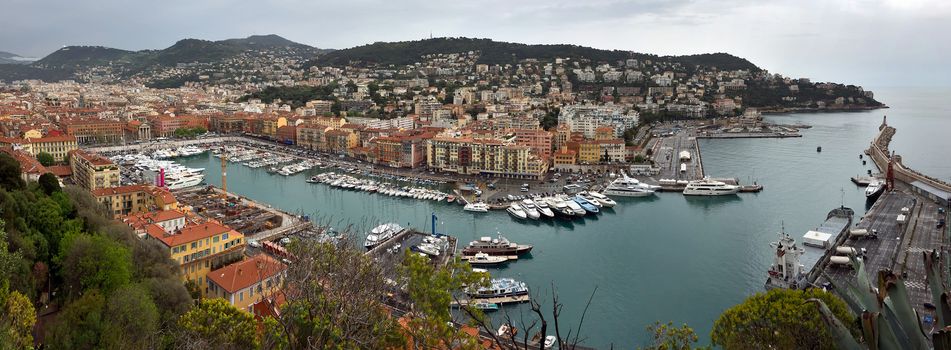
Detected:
left=206, top=254, right=287, bottom=312
left=427, top=136, right=548, bottom=179
left=69, top=149, right=120, bottom=191
left=61, top=119, right=125, bottom=144
left=92, top=185, right=179, bottom=218
left=145, top=221, right=246, bottom=295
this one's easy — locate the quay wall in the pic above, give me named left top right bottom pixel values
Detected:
left=866, top=123, right=951, bottom=196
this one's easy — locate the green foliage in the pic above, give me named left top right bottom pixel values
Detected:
left=173, top=126, right=207, bottom=138
left=36, top=152, right=54, bottom=166
left=280, top=240, right=405, bottom=349
left=178, top=298, right=260, bottom=349
left=0, top=153, right=25, bottom=191
left=58, top=234, right=133, bottom=299
left=641, top=321, right=709, bottom=350
left=240, top=84, right=338, bottom=109
left=402, top=252, right=487, bottom=350
left=101, top=284, right=160, bottom=349
left=45, top=290, right=107, bottom=349
left=0, top=290, right=36, bottom=349
left=38, top=172, right=60, bottom=195
left=711, top=288, right=856, bottom=349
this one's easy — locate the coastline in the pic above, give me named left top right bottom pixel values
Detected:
left=758, top=104, right=888, bottom=115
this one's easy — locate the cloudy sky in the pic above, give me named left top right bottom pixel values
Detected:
left=3, top=0, right=949, bottom=86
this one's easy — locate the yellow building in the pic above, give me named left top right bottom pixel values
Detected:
left=92, top=185, right=179, bottom=218
left=69, top=149, right=120, bottom=191
left=145, top=221, right=246, bottom=295
left=427, top=136, right=548, bottom=179
left=578, top=141, right=601, bottom=164
left=261, top=116, right=288, bottom=138
left=22, top=129, right=42, bottom=139
left=206, top=254, right=286, bottom=312
left=324, top=129, right=357, bottom=155
left=0, top=135, right=79, bottom=163
left=296, top=125, right=330, bottom=151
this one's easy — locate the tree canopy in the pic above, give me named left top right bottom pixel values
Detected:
left=36, top=152, right=55, bottom=166
left=711, top=288, right=857, bottom=349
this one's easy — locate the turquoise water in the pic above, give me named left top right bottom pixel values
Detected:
left=177, top=86, right=949, bottom=348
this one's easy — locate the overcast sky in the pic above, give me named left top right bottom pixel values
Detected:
left=3, top=0, right=949, bottom=86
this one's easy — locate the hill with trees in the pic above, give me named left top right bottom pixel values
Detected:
left=311, top=37, right=761, bottom=71
left=0, top=35, right=325, bottom=82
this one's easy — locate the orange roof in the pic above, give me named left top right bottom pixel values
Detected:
left=208, top=254, right=285, bottom=294
left=25, top=135, right=76, bottom=143
left=147, top=221, right=239, bottom=247
left=69, top=149, right=114, bottom=166
left=122, top=209, right=187, bottom=230
left=92, top=184, right=149, bottom=196
left=47, top=165, right=73, bottom=177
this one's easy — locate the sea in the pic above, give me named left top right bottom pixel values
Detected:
left=176, top=86, right=951, bottom=348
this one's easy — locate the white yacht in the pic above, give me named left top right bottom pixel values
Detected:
left=560, top=195, right=587, bottom=215
left=603, top=176, right=657, bottom=197
left=865, top=179, right=885, bottom=198
left=682, top=179, right=740, bottom=196
left=543, top=197, right=575, bottom=217
left=519, top=199, right=541, bottom=220
left=464, top=202, right=490, bottom=213
left=585, top=191, right=617, bottom=207
left=364, top=223, right=404, bottom=250
left=534, top=200, right=555, bottom=218
left=507, top=202, right=528, bottom=220
left=164, top=172, right=204, bottom=190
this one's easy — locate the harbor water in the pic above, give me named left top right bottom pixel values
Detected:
left=176, top=86, right=950, bottom=348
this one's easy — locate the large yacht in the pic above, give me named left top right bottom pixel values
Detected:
left=462, top=234, right=533, bottom=256
left=534, top=200, right=556, bottom=218
left=572, top=195, right=600, bottom=214
left=560, top=196, right=587, bottom=216
left=507, top=202, right=528, bottom=220
left=542, top=197, right=576, bottom=217
left=467, top=278, right=529, bottom=299
left=464, top=202, right=490, bottom=213
left=580, top=191, right=616, bottom=207
left=164, top=172, right=204, bottom=190
left=363, top=223, right=404, bottom=250
left=603, top=176, right=657, bottom=197
left=519, top=199, right=541, bottom=219
left=682, top=179, right=740, bottom=196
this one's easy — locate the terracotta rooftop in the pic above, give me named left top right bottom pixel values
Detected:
left=208, top=254, right=286, bottom=294
left=147, top=220, right=239, bottom=247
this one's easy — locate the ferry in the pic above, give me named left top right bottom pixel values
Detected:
left=764, top=207, right=854, bottom=290
left=363, top=223, right=404, bottom=250
left=682, top=178, right=740, bottom=196
left=468, top=278, right=529, bottom=299
left=462, top=235, right=533, bottom=256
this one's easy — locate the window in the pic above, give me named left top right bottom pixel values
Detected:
left=249, top=288, right=254, bottom=298
left=239, top=292, right=244, bottom=302
left=213, top=236, right=219, bottom=243
left=223, top=233, right=229, bottom=240
left=191, top=242, right=197, bottom=249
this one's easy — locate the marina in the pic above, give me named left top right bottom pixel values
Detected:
left=150, top=89, right=949, bottom=348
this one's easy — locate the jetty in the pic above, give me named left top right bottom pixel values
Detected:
left=450, top=294, right=531, bottom=307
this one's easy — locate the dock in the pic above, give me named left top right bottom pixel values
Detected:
left=451, top=294, right=531, bottom=307
left=851, top=175, right=882, bottom=186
